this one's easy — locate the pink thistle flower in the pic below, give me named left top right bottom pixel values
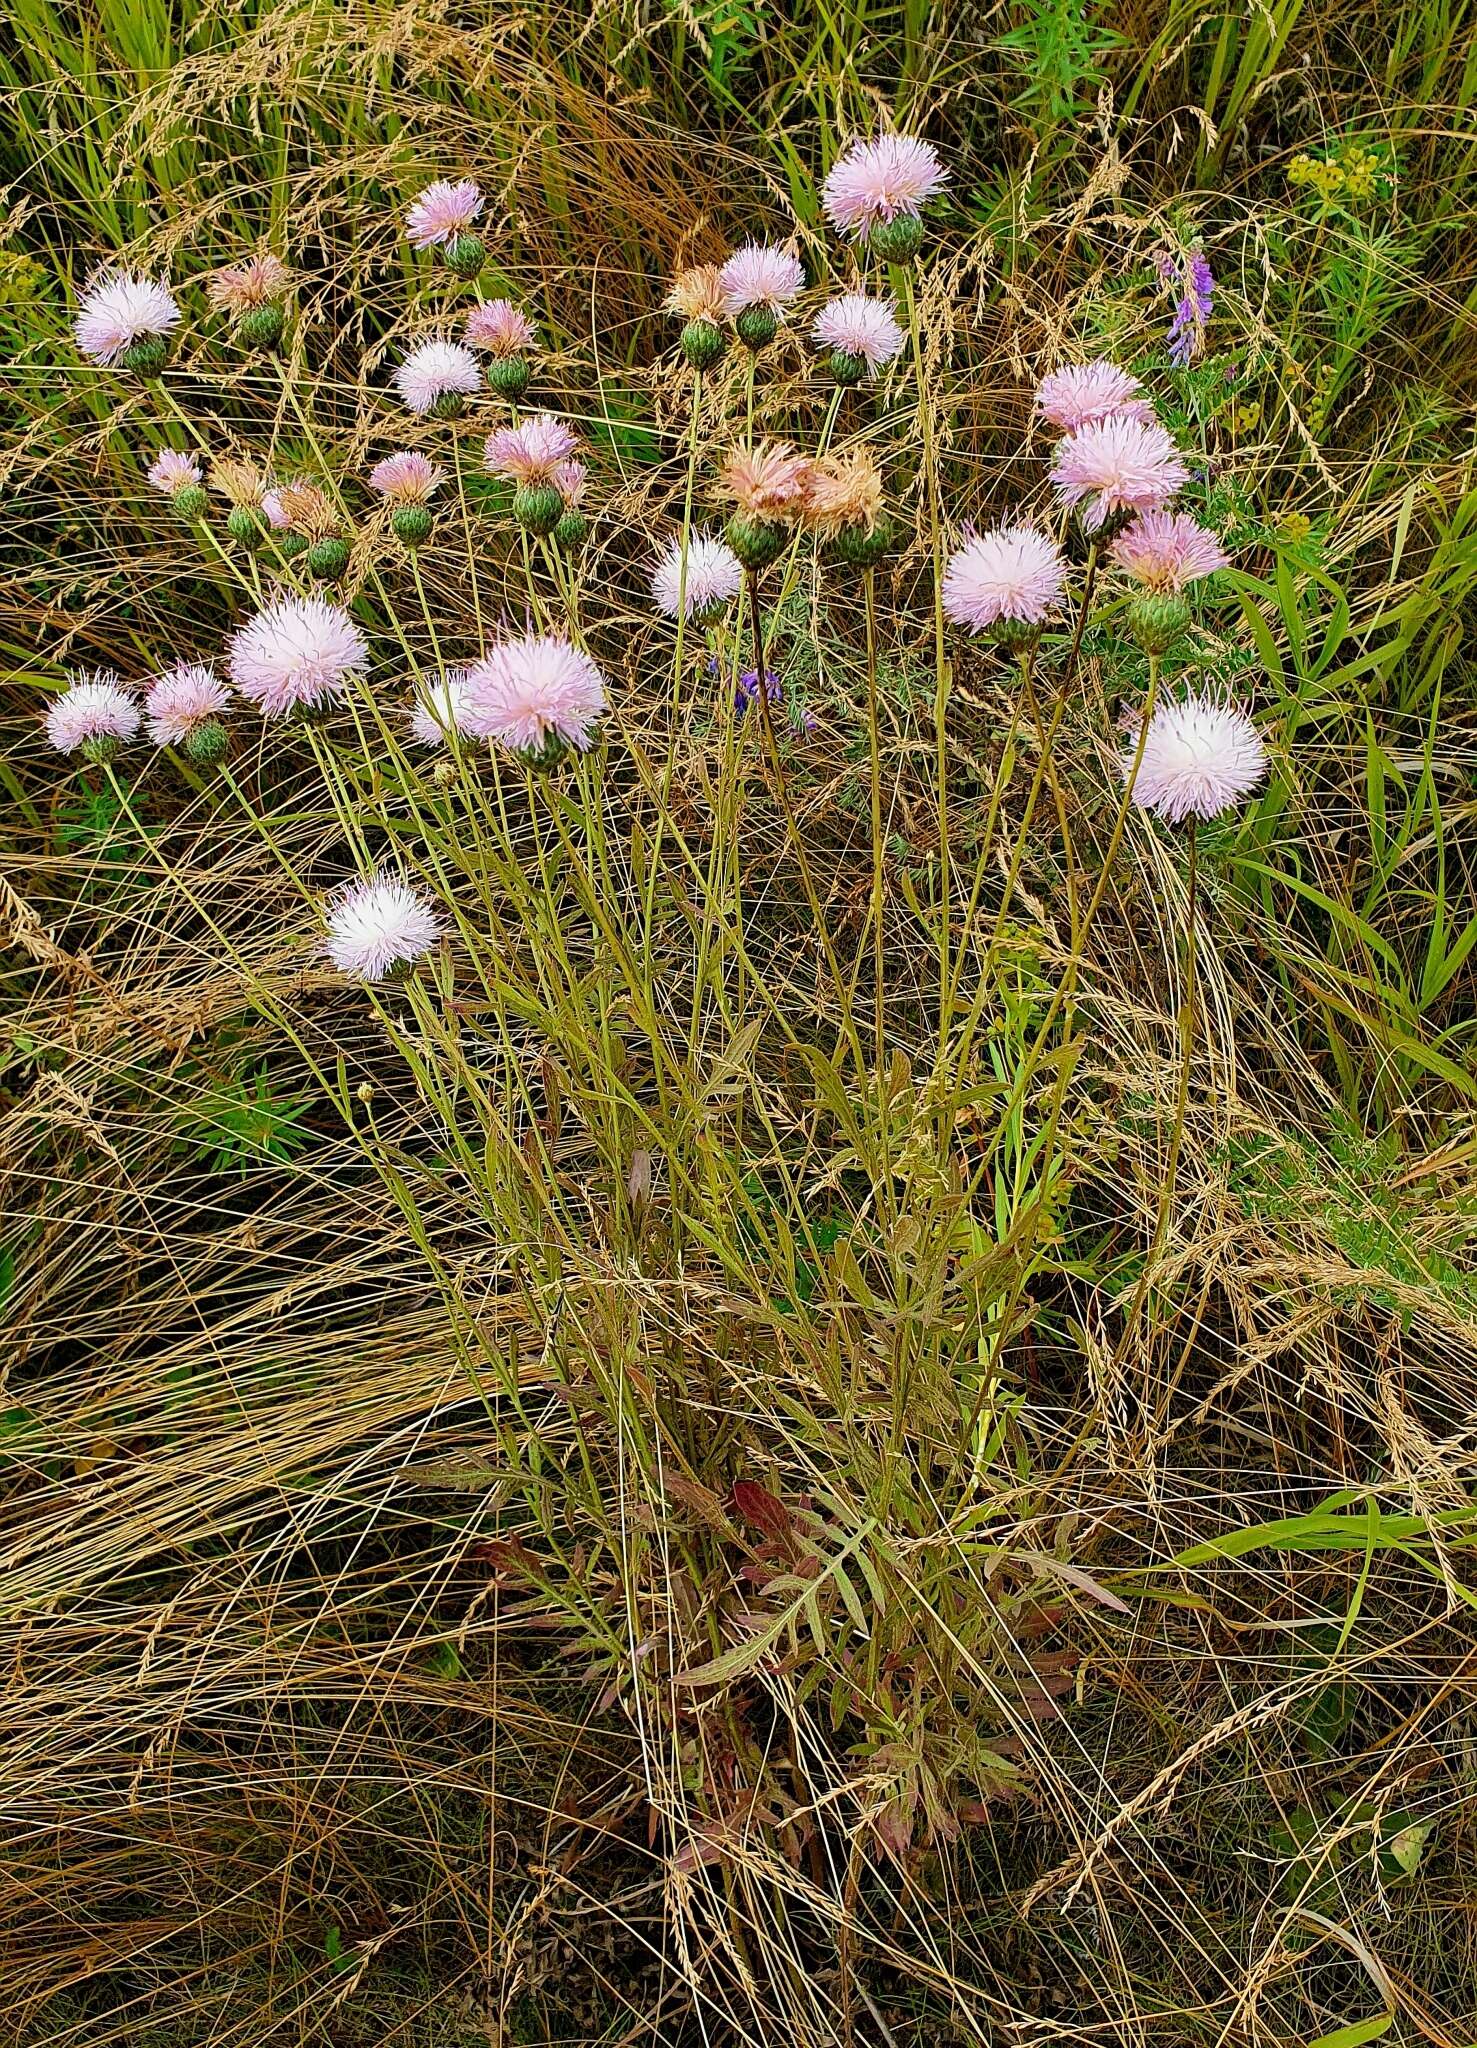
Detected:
left=650, top=532, right=743, bottom=620
left=145, top=662, right=231, bottom=745
left=821, top=134, right=948, bottom=238
left=74, top=271, right=181, bottom=365
left=1110, top=510, right=1229, bottom=591
left=44, top=672, right=141, bottom=754
left=325, top=871, right=442, bottom=979
left=392, top=340, right=481, bottom=416
left=1125, top=694, right=1267, bottom=824
left=464, top=299, right=536, bottom=356
left=408, top=668, right=478, bottom=748
left=261, top=485, right=293, bottom=531
left=718, top=244, right=805, bottom=316
left=1051, top=416, right=1191, bottom=531
left=463, top=634, right=608, bottom=755
left=1034, top=361, right=1156, bottom=434
left=942, top=526, right=1068, bottom=632
left=147, top=450, right=202, bottom=496
left=552, top=460, right=587, bottom=507
left=229, top=595, right=369, bottom=717
left=405, top=179, right=483, bottom=250
left=718, top=441, right=815, bottom=520
left=368, top=451, right=446, bottom=504
left=483, top=413, right=580, bottom=485
left=811, top=293, right=906, bottom=374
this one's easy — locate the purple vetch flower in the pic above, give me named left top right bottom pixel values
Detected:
left=1158, top=246, right=1214, bottom=367
left=723, top=662, right=813, bottom=733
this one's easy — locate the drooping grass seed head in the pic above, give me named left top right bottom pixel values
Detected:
left=812, top=293, right=905, bottom=383
left=1034, top=360, right=1156, bottom=434
left=821, top=134, right=948, bottom=258
left=1124, top=693, right=1267, bottom=823
left=44, top=671, right=141, bottom=761
left=230, top=594, right=368, bottom=718
left=941, top=525, right=1069, bottom=643
left=325, top=871, right=443, bottom=981
left=1050, top=416, right=1191, bottom=532
left=650, top=532, right=743, bottom=623
left=393, top=339, right=481, bottom=418
left=75, top=270, right=181, bottom=372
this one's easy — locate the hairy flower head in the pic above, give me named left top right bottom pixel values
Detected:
left=325, top=872, right=442, bottom=978
left=804, top=450, right=886, bottom=537
left=650, top=532, right=744, bottom=619
left=463, top=298, right=536, bottom=356
left=145, top=662, right=231, bottom=745
left=408, top=667, right=478, bottom=748
left=664, top=263, right=727, bottom=325
left=718, top=440, right=814, bottom=521
left=147, top=450, right=202, bottom=497
left=821, top=134, right=947, bottom=237
left=207, top=252, right=291, bottom=315
left=1110, top=510, right=1229, bottom=591
left=1050, top=416, right=1191, bottom=530
left=1125, top=694, right=1267, bottom=823
left=718, top=244, right=805, bottom=316
left=463, top=634, right=608, bottom=754
left=405, top=179, right=483, bottom=250
left=811, top=293, right=905, bottom=373
left=393, top=339, right=481, bottom=415
left=44, top=672, right=141, bottom=753
left=942, top=525, right=1068, bottom=631
left=1034, top=360, right=1155, bottom=434
left=368, top=451, right=445, bottom=505
left=210, top=457, right=266, bottom=509
left=229, top=595, right=368, bottom=717
left=483, top=413, right=580, bottom=485
left=74, top=271, right=181, bottom=365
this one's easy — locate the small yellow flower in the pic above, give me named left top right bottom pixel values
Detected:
left=1279, top=510, right=1313, bottom=543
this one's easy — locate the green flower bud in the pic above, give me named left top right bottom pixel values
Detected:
left=552, top=508, right=589, bottom=550
left=724, top=512, right=787, bottom=572
left=226, top=505, right=263, bottom=545
left=173, top=483, right=209, bottom=520
left=680, top=318, right=726, bottom=372
left=512, top=483, right=565, bottom=535
left=827, top=516, right=894, bottom=570
left=428, top=390, right=466, bottom=421
left=120, top=334, right=170, bottom=375
left=1127, top=590, right=1191, bottom=655
left=486, top=354, right=531, bottom=400
left=442, top=233, right=485, bottom=279
left=81, top=732, right=123, bottom=765
left=238, top=304, right=285, bottom=351
left=306, top=536, right=350, bottom=580
left=827, top=349, right=869, bottom=386
left=391, top=504, right=434, bottom=548
left=735, top=305, right=778, bottom=351
left=865, top=214, right=924, bottom=263
left=183, top=718, right=228, bottom=764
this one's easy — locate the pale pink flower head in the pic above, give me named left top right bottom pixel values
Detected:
left=44, top=671, right=141, bottom=755
left=718, top=441, right=815, bottom=521
left=147, top=450, right=202, bottom=496
left=392, top=340, right=481, bottom=416
left=74, top=271, right=181, bottom=365
left=811, top=293, right=906, bottom=374
left=1125, top=693, right=1268, bottom=824
left=145, top=662, right=230, bottom=744
left=261, top=485, right=293, bottom=530
left=718, top=244, right=805, bottom=316
left=229, top=595, right=369, bottom=717
left=405, top=179, right=483, bottom=250
left=1034, top=361, right=1155, bottom=434
left=408, top=667, right=478, bottom=747
left=1051, top=416, right=1191, bottom=531
left=483, top=413, right=580, bottom=485
left=942, top=526, right=1068, bottom=634
left=650, top=532, right=744, bottom=620
left=1110, top=510, right=1229, bottom=591
left=552, top=460, right=587, bottom=508
left=463, top=634, right=608, bottom=756
left=464, top=299, right=536, bottom=356
left=325, top=871, right=442, bottom=979
left=368, top=451, right=446, bottom=505
left=821, top=134, right=948, bottom=238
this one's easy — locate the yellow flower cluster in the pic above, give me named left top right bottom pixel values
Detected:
left=1224, top=397, right=1263, bottom=437
left=1288, top=143, right=1385, bottom=206
left=1279, top=510, right=1313, bottom=543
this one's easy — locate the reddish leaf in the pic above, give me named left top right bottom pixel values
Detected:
left=730, top=1480, right=793, bottom=1540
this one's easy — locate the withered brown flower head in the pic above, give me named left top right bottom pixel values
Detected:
left=207, top=252, right=291, bottom=316
left=717, top=441, right=816, bottom=521
left=278, top=480, right=339, bottom=539
left=804, top=449, right=885, bottom=536
left=210, top=456, right=265, bottom=508
left=664, top=263, right=727, bottom=325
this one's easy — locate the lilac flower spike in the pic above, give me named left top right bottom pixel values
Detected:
left=1158, top=246, right=1214, bottom=366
